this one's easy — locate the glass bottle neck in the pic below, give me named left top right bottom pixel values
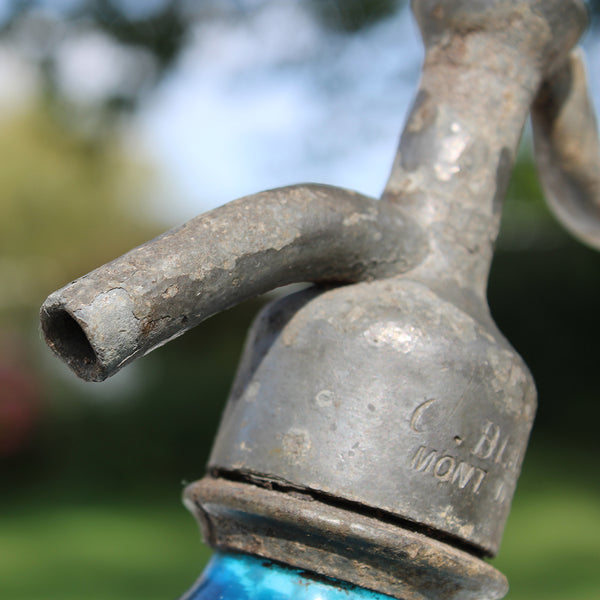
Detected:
left=179, top=552, right=396, bottom=600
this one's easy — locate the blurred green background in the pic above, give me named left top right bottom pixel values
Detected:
left=0, top=1, right=599, bottom=599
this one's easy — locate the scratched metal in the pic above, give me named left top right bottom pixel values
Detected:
left=40, top=1, right=599, bottom=600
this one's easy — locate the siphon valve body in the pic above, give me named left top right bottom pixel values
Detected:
left=41, top=1, right=600, bottom=599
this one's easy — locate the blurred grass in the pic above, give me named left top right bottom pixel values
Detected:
left=497, top=491, right=600, bottom=600
left=1, top=445, right=598, bottom=600
left=494, top=444, right=600, bottom=600
left=0, top=498, right=211, bottom=600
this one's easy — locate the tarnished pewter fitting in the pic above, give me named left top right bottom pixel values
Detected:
left=40, top=1, right=600, bottom=600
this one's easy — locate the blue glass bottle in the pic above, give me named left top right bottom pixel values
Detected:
left=180, top=552, right=393, bottom=600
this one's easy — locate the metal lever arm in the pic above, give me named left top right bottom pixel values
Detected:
left=532, top=49, right=600, bottom=250
left=40, top=184, right=424, bottom=382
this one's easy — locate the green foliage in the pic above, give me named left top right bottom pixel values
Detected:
left=89, top=0, right=188, bottom=72
left=494, top=444, right=600, bottom=600
left=0, top=500, right=211, bottom=600
left=308, top=0, right=406, bottom=33
left=0, top=103, right=159, bottom=319
left=0, top=99, right=161, bottom=483
left=490, top=153, right=600, bottom=453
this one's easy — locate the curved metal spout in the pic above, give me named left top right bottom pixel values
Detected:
left=41, top=183, right=425, bottom=382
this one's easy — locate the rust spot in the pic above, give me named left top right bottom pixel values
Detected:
left=141, top=318, right=156, bottom=336
left=161, top=284, right=179, bottom=299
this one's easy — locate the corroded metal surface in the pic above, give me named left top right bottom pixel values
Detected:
left=184, top=477, right=508, bottom=600
left=40, top=1, right=600, bottom=600
left=209, top=279, right=535, bottom=556
left=41, top=184, right=425, bottom=381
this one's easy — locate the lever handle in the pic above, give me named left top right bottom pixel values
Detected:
left=40, top=184, right=424, bottom=382
left=532, top=49, right=600, bottom=250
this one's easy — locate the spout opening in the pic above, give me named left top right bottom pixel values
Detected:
left=41, top=306, right=101, bottom=381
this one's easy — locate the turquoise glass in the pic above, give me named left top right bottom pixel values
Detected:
left=180, top=552, right=393, bottom=600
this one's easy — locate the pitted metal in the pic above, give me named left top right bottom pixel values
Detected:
left=40, top=1, right=600, bottom=599
left=208, top=280, right=535, bottom=556
left=41, top=184, right=426, bottom=382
